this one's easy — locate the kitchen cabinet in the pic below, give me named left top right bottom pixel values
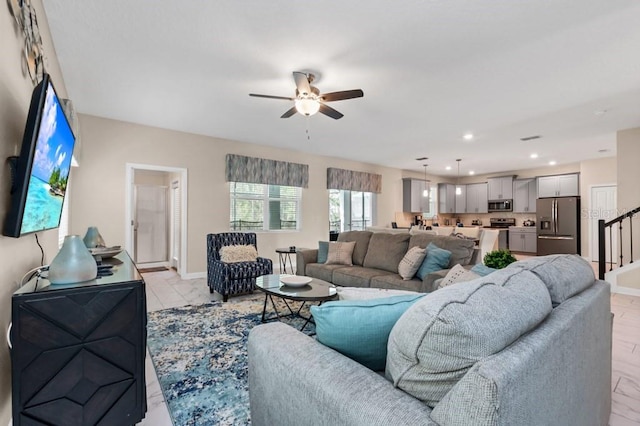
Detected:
left=537, top=173, right=579, bottom=198
left=10, top=252, right=147, bottom=426
left=487, top=176, right=514, bottom=200
left=455, top=185, right=467, bottom=214
left=402, top=178, right=429, bottom=212
left=438, top=183, right=456, bottom=214
left=513, top=178, right=537, bottom=213
left=466, top=183, right=488, bottom=214
left=509, top=226, right=537, bottom=253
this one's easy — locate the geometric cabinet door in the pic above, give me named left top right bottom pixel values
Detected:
left=11, top=258, right=147, bottom=426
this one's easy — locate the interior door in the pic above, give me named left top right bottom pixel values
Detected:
left=134, top=185, right=168, bottom=263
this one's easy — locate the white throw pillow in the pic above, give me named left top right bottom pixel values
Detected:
left=326, top=241, right=356, bottom=265
left=219, top=245, right=258, bottom=263
left=438, top=264, right=480, bottom=289
left=398, top=246, right=427, bottom=280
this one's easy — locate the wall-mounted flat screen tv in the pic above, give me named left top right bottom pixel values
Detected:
left=3, top=73, right=76, bottom=238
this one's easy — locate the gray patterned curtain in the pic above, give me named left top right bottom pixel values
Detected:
left=327, top=167, right=382, bottom=193
left=225, top=154, right=309, bottom=188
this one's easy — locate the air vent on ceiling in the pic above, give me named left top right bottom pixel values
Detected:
left=520, top=135, right=542, bottom=141
left=415, top=157, right=428, bottom=161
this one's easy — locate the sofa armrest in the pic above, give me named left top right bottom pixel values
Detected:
left=248, top=323, right=436, bottom=426
left=296, top=249, right=318, bottom=276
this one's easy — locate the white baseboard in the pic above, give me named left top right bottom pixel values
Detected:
left=135, top=261, right=170, bottom=269
left=612, top=286, right=640, bottom=297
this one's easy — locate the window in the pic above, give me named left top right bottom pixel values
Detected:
left=329, top=189, right=376, bottom=232
left=230, top=182, right=301, bottom=231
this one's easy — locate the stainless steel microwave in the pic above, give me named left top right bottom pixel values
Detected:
left=488, top=199, right=512, bottom=212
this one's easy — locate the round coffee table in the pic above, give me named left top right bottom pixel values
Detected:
left=255, top=274, right=337, bottom=332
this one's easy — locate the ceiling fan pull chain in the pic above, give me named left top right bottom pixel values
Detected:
left=306, top=116, right=311, bottom=141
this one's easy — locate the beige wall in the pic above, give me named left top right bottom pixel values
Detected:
left=71, top=114, right=420, bottom=274
left=617, top=128, right=640, bottom=288
left=134, top=169, right=171, bottom=186
left=0, top=1, right=68, bottom=422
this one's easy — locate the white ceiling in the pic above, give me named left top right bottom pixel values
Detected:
left=43, top=0, right=640, bottom=177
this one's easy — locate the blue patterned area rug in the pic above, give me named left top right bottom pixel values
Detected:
left=147, top=294, right=313, bottom=425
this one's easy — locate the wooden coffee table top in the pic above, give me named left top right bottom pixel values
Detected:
left=255, top=274, right=337, bottom=302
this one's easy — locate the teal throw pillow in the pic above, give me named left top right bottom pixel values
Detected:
left=471, top=263, right=497, bottom=276
left=317, top=241, right=329, bottom=263
left=311, top=294, right=425, bottom=371
left=416, top=242, right=452, bottom=280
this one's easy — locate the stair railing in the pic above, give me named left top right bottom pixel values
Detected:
left=598, top=205, right=640, bottom=279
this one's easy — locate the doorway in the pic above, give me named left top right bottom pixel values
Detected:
left=125, top=164, right=188, bottom=276
left=590, top=185, right=617, bottom=263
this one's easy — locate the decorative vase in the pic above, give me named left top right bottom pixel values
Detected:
left=83, top=226, right=106, bottom=248
left=49, top=235, right=98, bottom=284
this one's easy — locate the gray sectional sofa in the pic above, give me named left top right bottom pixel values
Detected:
left=248, top=255, right=612, bottom=426
left=296, top=231, right=478, bottom=293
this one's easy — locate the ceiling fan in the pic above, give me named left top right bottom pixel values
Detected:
left=249, top=72, right=364, bottom=120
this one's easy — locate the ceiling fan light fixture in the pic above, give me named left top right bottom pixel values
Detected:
left=294, top=98, right=320, bottom=116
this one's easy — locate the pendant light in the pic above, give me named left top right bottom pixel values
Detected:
left=455, top=159, right=462, bottom=195
left=422, top=163, right=430, bottom=197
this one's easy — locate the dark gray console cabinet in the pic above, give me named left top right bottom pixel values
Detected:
left=11, top=252, right=147, bottom=425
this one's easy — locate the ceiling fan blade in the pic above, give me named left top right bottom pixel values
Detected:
left=280, top=106, right=297, bottom=118
left=249, top=93, right=295, bottom=101
left=318, top=103, right=344, bottom=120
left=320, top=89, right=364, bottom=102
left=293, top=72, right=312, bottom=95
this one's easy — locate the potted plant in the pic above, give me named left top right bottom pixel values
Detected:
left=483, top=249, right=517, bottom=269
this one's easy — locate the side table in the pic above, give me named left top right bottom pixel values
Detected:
left=276, top=247, right=298, bottom=274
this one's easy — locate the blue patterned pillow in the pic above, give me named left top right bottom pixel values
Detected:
left=311, top=294, right=425, bottom=371
left=416, top=242, right=452, bottom=280
left=317, top=241, right=329, bottom=263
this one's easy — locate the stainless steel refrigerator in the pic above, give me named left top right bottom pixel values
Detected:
left=536, top=196, right=580, bottom=255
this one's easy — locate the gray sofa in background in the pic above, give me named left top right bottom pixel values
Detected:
left=249, top=255, right=612, bottom=426
left=296, top=230, right=478, bottom=293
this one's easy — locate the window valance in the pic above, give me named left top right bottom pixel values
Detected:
left=225, top=154, right=309, bottom=188
left=327, top=167, right=382, bottom=194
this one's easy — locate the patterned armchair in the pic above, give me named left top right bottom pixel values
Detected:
left=207, top=233, right=273, bottom=302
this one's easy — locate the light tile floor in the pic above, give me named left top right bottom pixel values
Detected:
left=138, top=266, right=640, bottom=425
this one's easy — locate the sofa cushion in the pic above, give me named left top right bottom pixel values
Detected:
left=332, top=266, right=395, bottom=288
left=311, top=294, right=425, bottom=371
left=317, top=241, right=329, bottom=264
left=326, top=241, right=356, bottom=265
left=386, top=267, right=552, bottom=407
left=508, top=254, right=595, bottom=305
left=416, top=243, right=452, bottom=280
left=370, top=274, right=425, bottom=293
left=363, top=233, right=411, bottom=273
left=337, top=231, right=373, bottom=266
left=398, top=246, right=427, bottom=280
left=219, top=244, right=258, bottom=262
left=409, top=234, right=475, bottom=267
left=305, top=263, right=347, bottom=282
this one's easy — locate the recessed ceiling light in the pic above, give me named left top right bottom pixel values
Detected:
left=549, top=161, right=557, bottom=166
left=530, top=153, right=538, bottom=159
left=463, top=133, right=474, bottom=141
left=445, top=166, right=452, bottom=171
left=468, top=171, right=475, bottom=175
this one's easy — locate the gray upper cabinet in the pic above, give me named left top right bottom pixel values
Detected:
left=537, top=174, right=579, bottom=198
left=513, top=179, right=537, bottom=213
left=487, top=176, right=514, bottom=200
left=455, top=185, right=467, bottom=214
left=438, top=183, right=456, bottom=214
left=402, top=178, right=429, bottom=212
left=466, top=183, right=488, bottom=214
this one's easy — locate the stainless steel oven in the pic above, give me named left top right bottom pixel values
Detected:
left=488, top=199, right=512, bottom=212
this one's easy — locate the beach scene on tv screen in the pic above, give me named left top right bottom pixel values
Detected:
left=20, top=83, right=75, bottom=235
